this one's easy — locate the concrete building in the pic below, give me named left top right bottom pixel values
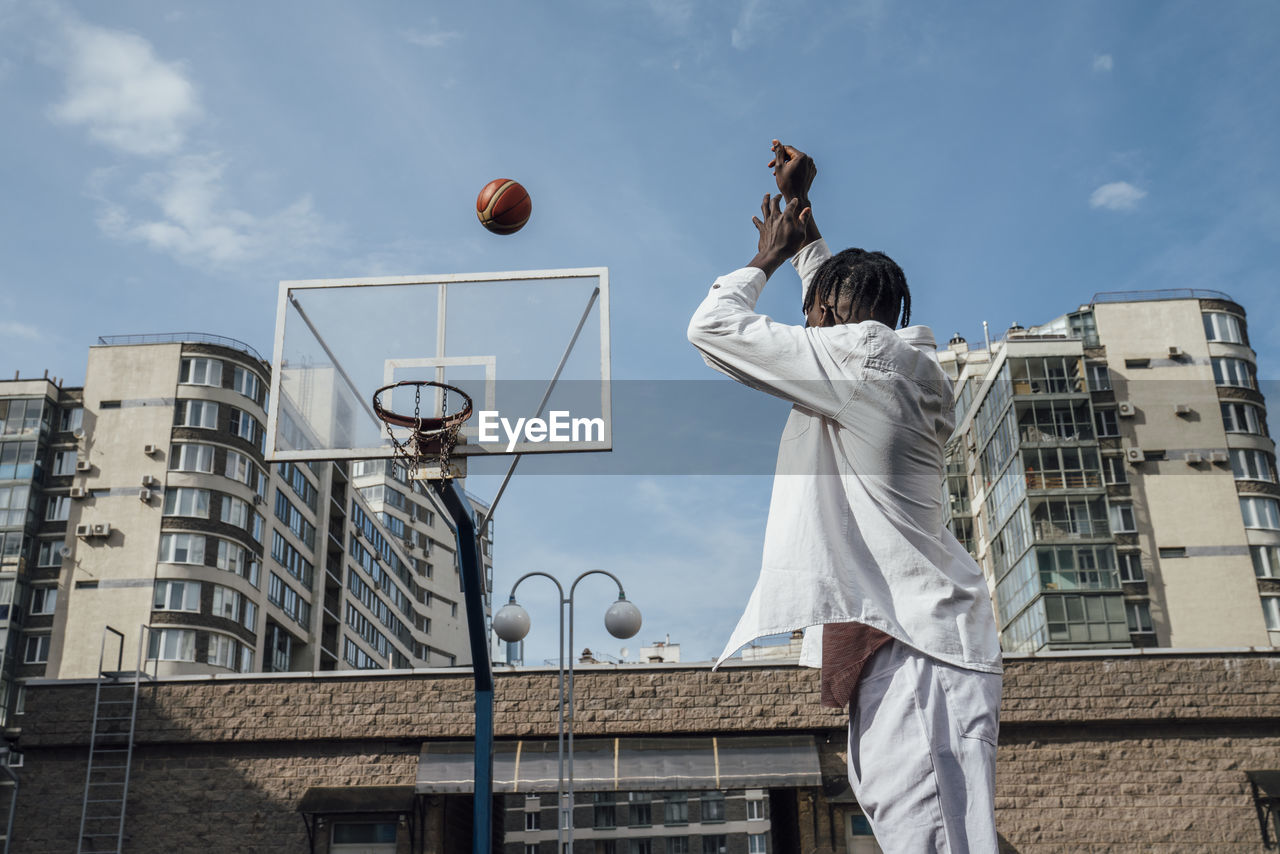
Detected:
left=0, top=334, right=492, bottom=723
left=940, top=289, right=1279, bottom=654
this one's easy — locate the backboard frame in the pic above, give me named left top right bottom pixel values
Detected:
left=265, top=266, right=612, bottom=465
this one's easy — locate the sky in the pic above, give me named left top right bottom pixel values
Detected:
left=2, top=1, right=1278, bottom=665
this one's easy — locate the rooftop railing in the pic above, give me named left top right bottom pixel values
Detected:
left=1090, top=288, right=1236, bottom=305
left=96, top=333, right=266, bottom=363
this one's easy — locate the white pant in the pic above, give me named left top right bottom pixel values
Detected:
left=847, top=641, right=1001, bottom=853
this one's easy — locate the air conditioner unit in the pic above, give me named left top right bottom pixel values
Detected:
left=139, top=488, right=153, bottom=502
left=1117, top=401, right=1136, bottom=417
left=75, top=459, right=92, bottom=472
left=140, top=474, right=159, bottom=488
left=1208, top=450, right=1229, bottom=464
left=1183, top=452, right=1203, bottom=465
left=91, top=522, right=112, bottom=537
left=1174, top=404, right=1192, bottom=416
left=75, top=523, right=91, bottom=538
left=144, top=444, right=160, bottom=456
left=1126, top=447, right=1146, bottom=463
left=1168, top=345, right=1184, bottom=358
left=69, top=486, right=88, bottom=499
left=252, top=494, right=264, bottom=505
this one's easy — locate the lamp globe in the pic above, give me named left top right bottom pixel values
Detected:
left=493, top=602, right=532, bottom=643
left=604, top=597, right=642, bottom=639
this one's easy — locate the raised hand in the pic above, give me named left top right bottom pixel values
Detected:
left=748, top=193, right=812, bottom=277
left=768, top=140, right=817, bottom=204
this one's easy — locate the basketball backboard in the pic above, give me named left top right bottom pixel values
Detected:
left=265, top=268, right=611, bottom=467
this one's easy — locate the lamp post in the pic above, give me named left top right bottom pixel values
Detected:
left=492, top=570, right=642, bottom=852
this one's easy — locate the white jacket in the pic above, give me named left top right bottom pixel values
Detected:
left=687, top=239, right=1002, bottom=674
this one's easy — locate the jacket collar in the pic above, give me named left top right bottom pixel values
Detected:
left=895, top=325, right=936, bottom=350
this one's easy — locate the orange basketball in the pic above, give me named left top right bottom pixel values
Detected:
left=476, top=178, right=532, bottom=235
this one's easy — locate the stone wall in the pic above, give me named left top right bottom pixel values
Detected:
left=10, top=651, right=1280, bottom=852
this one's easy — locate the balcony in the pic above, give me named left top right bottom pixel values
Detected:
left=1025, top=471, right=1104, bottom=491
left=1033, top=520, right=1111, bottom=541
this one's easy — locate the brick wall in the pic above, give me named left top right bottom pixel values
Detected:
left=11, top=651, right=1280, bottom=852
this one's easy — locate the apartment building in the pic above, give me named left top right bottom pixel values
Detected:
left=0, top=334, right=492, bottom=721
left=940, top=290, right=1279, bottom=653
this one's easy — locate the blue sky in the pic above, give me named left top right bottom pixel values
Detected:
left=2, top=1, right=1278, bottom=663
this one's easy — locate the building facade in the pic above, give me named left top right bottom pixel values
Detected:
left=0, top=334, right=492, bottom=722
left=940, top=290, right=1279, bottom=654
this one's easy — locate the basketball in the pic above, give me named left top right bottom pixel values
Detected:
left=476, top=179, right=532, bottom=235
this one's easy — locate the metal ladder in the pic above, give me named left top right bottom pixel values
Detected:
left=77, top=626, right=153, bottom=854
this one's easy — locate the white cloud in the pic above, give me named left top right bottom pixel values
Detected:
left=95, top=155, right=340, bottom=269
left=404, top=22, right=461, bottom=48
left=731, top=0, right=780, bottom=50
left=0, top=320, right=41, bottom=340
left=1092, top=54, right=1114, bottom=74
left=1090, top=181, right=1147, bottom=211
left=49, top=20, right=201, bottom=156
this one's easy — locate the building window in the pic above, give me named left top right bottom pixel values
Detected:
left=667, top=839, right=690, bottom=854
left=148, top=628, right=197, bottom=661
left=52, top=450, right=78, bottom=476
left=24, top=635, right=51, bottom=664
left=1203, top=311, right=1244, bottom=344
left=664, top=792, right=688, bottom=824
left=628, top=792, right=652, bottom=827
left=211, top=585, right=241, bottom=620
left=1212, top=357, right=1255, bottom=389
left=747, top=799, right=765, bottom=820
left=701, top=791, right=725, bottom=822
left=232, top=365, right=261, bottom=401
left=159, top=532, right=206, bottom=565
left=1253, top=545, right=1280, bottom=579
left=1109, top=503, right=1137, bottom=534
left=594, top=843, right=617, bottom=854
left=331, top=822, right=397, bottom=846
left=30, top=587, right=57, bottom=615
left=701, top=836, right=727, bottom=854
left=1221, top=402, right=1267, bottom=436
left=177, top=400, right=219, bottom=429
left=1102, top=454, right=1128, bottom=485
left=525, top=811, right=540, bottom=831
left=154, top=579, right=201, bottom=612
left=163, top=487, right=210, bottom=518
left=170, top=442, right=215, bottom=473
left=59, top=406, right=84, bottom=434
left=0, top=485, right=31, bottom=526
left=1087, top=364, right=1111, bottom=391
left=229, top=408, right=264, bottom=450
left=1231, top=449, right=1276, bottom=483
left=1240, top=496, right=1280, bottom=530
left=1095, top=408, right=1119, bottom=438
left=748, top=833, right=768, bottom=854
left=1118, top=552, right=1145, bottom=583
left=1262, top=596, right=1280, bottom=632
left=1127, top=601, right=1154, bottom=634
left=180, top=357, right=222, bottom=386
left=208, top=633, right=237, bottom=669
left=525, top=846, right=538, bottom=854
left=36, top=540, right=64, bottom=568
left=222, top=495, right=251, bottom=529
left=593, top=793, right=615, bottom=829
left=628, top=841, right=652, bottom=854
left=45, top=495, right=70, bottom=522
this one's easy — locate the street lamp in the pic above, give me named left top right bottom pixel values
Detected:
left=492, top=570, right=642, bottom=851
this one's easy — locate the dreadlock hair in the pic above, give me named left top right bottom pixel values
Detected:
left=802, top=247, right=912, bottom=328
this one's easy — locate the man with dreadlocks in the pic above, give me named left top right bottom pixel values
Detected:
left=687, top=142, right=1002, bottom=852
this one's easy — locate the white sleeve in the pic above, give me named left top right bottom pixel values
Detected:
left=792, top=238, right=833, bottom=305
left=686, top=260, right=866, bottom=418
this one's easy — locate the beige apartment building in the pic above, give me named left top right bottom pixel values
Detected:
left=940, top=289, right=1279, bottom=653
left=0, top=334, right=492, bottom=723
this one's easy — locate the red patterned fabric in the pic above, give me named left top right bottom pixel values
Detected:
left=821, top=622, right=894, bottom=709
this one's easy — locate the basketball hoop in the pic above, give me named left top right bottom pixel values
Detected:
left=372, top=380, right=474, bottom=481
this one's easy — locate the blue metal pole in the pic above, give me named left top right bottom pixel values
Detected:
left=433, top=478, right=493, bottom=854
